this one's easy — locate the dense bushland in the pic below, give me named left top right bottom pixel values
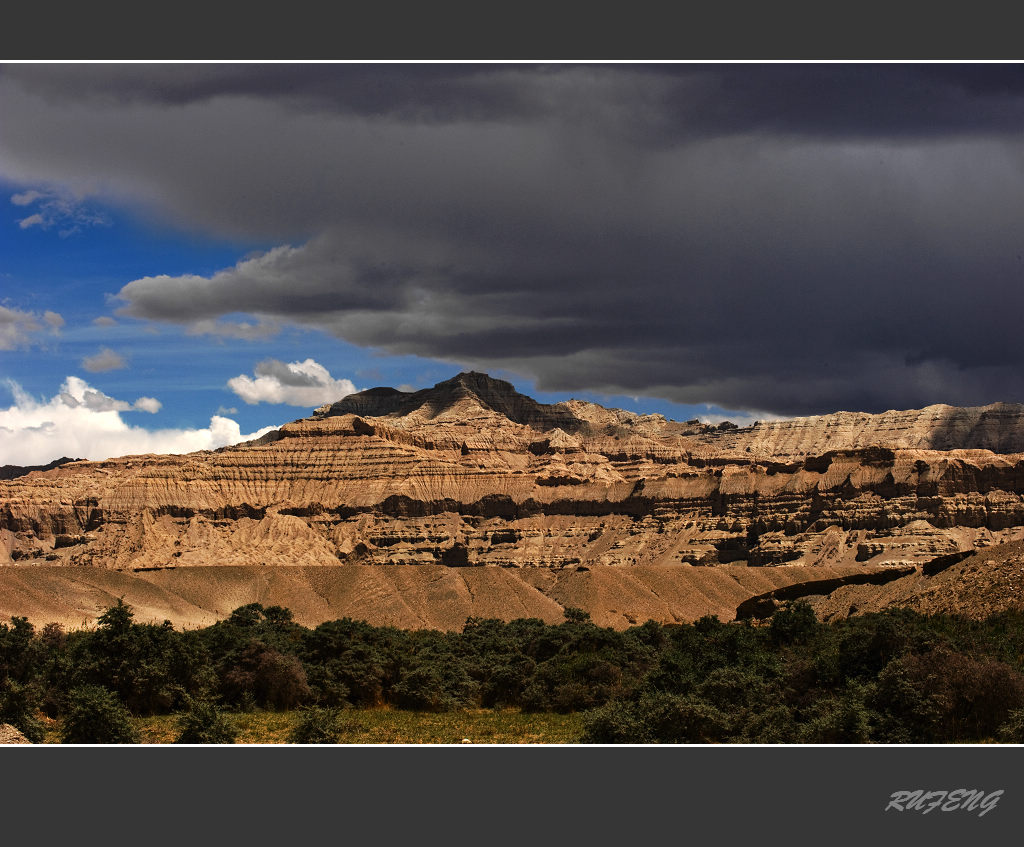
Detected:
left=4, top=598, right=1024, bottom=743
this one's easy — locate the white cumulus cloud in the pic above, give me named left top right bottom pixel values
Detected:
left=133, top=396, right=162, bottom=414
left=0, top=377, right=275, bottom=465
left=228, top=358, right=356, bottom=406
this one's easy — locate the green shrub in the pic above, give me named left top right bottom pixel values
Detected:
left=61, top=685, right=139, bottom=744
left=550, top=681, right=602, bottom=713
left=693, top=615, right=722, bottom=635
left=640, top=693, right=733, bottom=743
left=586, top=692, right=735, bottom=743
left=175, top=698, right=237, bottom=744
left=479, top=657, right=535, bottom=708
left=519, top=681, right=551, bottom=712
left=798, top=685, right=874, bottom=744
left=580, top=700, right=650, bottom=744
left=770, top=600, right=819, bottom=646
left=997, top=708, right=1024, bottom=742
left=696, top=667, right=768, bottom=711
left=288, top=706, right=351, bottom=744
left=391, top=659, right=479, bottom=712
left=221, top=643, right=312, bottom=710
left=0, top=679, right=45, bottom=743
left=872, top=647, right=1024, bottom=743
left=836, top=617, right=907, bottom=680
left=740, top=705, right=799, bottom=743
left=562, top=607, right=591, bottom=624
left=0, top=616, right=39, bottom=683
left=640, top=650, right=697, bottom=696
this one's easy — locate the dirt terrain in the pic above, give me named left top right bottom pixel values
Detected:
left=811, top=538, right=1024, bottom=621
left=0, top=561, right=886, bottom=630
left=3, top=372, right=1024, bottom=629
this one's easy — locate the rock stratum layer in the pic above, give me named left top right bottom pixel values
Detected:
left=3, top=372, right=1024, bottom=629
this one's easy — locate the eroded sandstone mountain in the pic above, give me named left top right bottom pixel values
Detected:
left=2, top=372, right=1024, bottom=628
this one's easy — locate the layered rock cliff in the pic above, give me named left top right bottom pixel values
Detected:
left=2, top=372, right=1024, bottom=628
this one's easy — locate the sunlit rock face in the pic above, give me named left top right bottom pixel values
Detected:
left=2, top=372, right=1024, bottom=629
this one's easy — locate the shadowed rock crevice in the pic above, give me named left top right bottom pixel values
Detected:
left=736, top=564, right=917, bottom=620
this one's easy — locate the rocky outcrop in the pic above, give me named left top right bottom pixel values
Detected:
left=0, top=457, right=82, bottom=481
left=810, top=539, right=1024, bottom=621
left=700, top=403, right=1024, bottom=458
left=3, top=372, right=1024, bottom=629
left=735, top=564, right=918, bottom=620
left=0, top=723, right=31, bottom=744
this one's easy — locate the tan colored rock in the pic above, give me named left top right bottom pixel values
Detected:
left=701, top=403, right=1024, bottom=458
left=812, top=538, right=1024, bottom=621
left=0, top=723, right=31, bottom=744
left=3, top=372, right=1024, bottom=629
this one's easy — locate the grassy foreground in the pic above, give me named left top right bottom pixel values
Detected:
left=42, top=707, right=586, bottom=745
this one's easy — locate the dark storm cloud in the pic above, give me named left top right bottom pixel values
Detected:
left=3, top=63, right=1024, bottom=415
left=649, top=64, right=1024, bottom=141
left=7, top=64, right=1024, bottom=138
left=0, top=64, right=561, bottom=122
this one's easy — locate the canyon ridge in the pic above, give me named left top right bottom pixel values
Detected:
left=2, top=372, right=1024, bottom=630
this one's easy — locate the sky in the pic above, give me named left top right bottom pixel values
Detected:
left=2, top=63, right=1024, bottom=465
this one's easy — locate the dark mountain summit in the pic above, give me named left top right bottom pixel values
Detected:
left=316, top=371, right=586, bottom=432
left=0, top=456, right=82, bottom=481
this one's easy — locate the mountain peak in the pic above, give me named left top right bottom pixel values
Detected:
left=315, top=371, right=585, bottom=431
left=434, top=371, right=523, bottom=404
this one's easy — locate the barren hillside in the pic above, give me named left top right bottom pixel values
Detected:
left=811, top=538, right=1024, bottom=621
